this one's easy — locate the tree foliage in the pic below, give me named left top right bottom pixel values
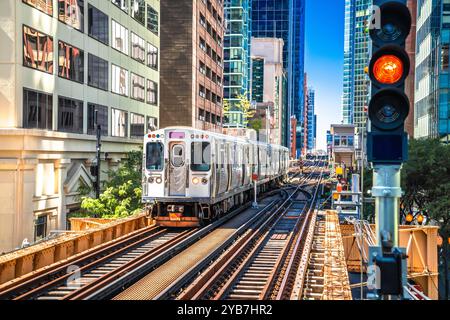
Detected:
left=223, top=92, right=256, bottom=127
left=77, top=150, right=144, bottom=218
left=401, top=139, right=450, bottom=238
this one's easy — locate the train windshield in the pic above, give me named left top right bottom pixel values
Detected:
left=146, top=142, right=164, bottom=171
left=191, top=142, right=211, bottom=172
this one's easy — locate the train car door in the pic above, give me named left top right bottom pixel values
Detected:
left=169, top=142, right=186, bottom=196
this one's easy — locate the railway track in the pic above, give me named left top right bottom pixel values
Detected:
left=0, top=226, right=195, bottom=300
left=174, top=165, right=324, bottom=301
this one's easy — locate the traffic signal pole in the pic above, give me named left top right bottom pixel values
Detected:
left=366, top=0, right=411, bottom=300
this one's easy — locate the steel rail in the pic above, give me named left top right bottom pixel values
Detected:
left=176, top=163, right=323, bottom=300
left=275, top=168, right=324, bottom=300
left=0, top=225, right=163, bottom=300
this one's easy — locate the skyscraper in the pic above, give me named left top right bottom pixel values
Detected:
left=251, top=0, right=306, bottom=149
left=306, top=88, right=316, bottom=152
left=160, top=0, right=225, bottom=133
left=0, top=0, right=160, bottom=251
left=414, top=0, right=450, bottom=141
left=223, top=0, right=252, bottom=128
left=341, top=0, right=371, bottom=132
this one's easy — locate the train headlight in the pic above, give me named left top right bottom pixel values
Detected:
left=156, top=177, right=162, bottom=184
left=192, top=177, right=200, bottom=185
left=148, top=177, right=155, bottom=184
left=201, top=178, right=208, bottom=185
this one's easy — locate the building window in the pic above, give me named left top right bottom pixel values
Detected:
left=131, top=73, right=145, bottom=102
left=199, top=85, right=206, bottom=98
left=112, top=65, right=129, bottom=96
left=88, top=54, right=108, bottom=90
left=147, top=5, right=159, bottom=35
left=131, top=33, right=145, bottom=63
left=147, top=116, right=158, bottom=132
left=112, top=108, right=128, bottom=137
left=23, top=0, right=53, bottom=16
left=199, top=108, right=205, bottom=121
left=334, top=136, right=341, bottom=146
left=58, top=96, right=83, bottom=134
left=130, top=113, right=145, bottom=137
left=147, top=43, right=158, bottom=70
left=34, top=215, right=48, bottom=242
left=87, top=103, right=108, bottom=136
left=58, top=0, right=84, bottom=32
left=58, top=41, right=84, bottom=83
left=112, top=0, right=128, bottom=12
left=112, top=20, right=129, bottom=55
left=23, top=88, right=53, bottom=130
left=88, top=5, right=109, bottom=45
left=147, top=79, right=158, bottom=105
left=23, top=25, right=54, bottom=74
left=131, top=0, right=145, bottom=25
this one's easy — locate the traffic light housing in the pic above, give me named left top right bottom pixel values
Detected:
left=367, top=0, right=412, bottom=164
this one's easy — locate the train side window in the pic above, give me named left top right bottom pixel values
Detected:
left=191, top=142, right=211, bottom=171
left=146, top=142, right=164, bottom=171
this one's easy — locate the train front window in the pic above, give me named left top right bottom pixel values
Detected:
left=146, top=142, right=164, bottom=171
left=191, top=142, right=211, bottom=171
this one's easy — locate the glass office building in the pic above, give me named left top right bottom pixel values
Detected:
left=341, top=0, right=371, bottom=133
left=252, top=0, right=306, bottom=149
left=224, top=0, right=252, bottom=128
left=307, top=88, right=316, bottom=151
left=415, top=0, right=450, bottom=141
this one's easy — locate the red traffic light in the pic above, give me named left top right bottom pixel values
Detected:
left=373, top=55, right=404, bottom=84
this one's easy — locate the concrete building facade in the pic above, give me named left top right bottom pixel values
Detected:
left=160, top=0, right=224, bottom=133
left=251, top=0, right=306, bottom=150
left=0, top=0, right=160, bottom=252
left=250, top=38, right=286, bottom=145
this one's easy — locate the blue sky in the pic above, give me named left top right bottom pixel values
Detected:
left=305, top=0, right=345, bottom=150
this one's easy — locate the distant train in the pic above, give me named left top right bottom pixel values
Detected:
left=143, top=127, right=290, bottom=227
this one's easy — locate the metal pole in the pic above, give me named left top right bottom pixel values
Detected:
left=95, top=110, right=101, bottom=199
left=372, top=165, right=401, bottom=247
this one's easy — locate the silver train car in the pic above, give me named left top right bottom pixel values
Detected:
left=143, top=127, right=289, bottom=227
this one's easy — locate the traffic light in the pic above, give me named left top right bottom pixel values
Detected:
left=367, top=0, right=412, bottom=164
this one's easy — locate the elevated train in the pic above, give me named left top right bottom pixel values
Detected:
left=143, top=127, right=290, bottom=227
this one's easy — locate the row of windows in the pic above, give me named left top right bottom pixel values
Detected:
left=111, top=20, right=159, bottom=69
left=202, top=0, right=223, bottom=26
left=199, top=36, right=223, bottom=66
left=112, top=0, right=159, bottom=35
left=199, top=108, right=222, bottom=125
left=23, top=2, right=159, bottom=71
left=199, top=13, right=222, bottom=47
left=23, top=25, right=158, bottom=105
left=199, top=85, right=222, bottom=105
left=199, top=60, right=222, bottom=85
left=23, top=0, right=159, bottom=36
left=23, top=88, right=158, bottom=137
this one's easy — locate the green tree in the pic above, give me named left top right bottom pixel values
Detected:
left=223, top=92, right=256, bottom=127
left=76, top=149, right=144, bottom=218
left=401, top=139, right=450, bottom=299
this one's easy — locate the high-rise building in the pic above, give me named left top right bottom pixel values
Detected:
left=341, top=0, right=371, bottom=132
left=223, top=0, right=252, bottom=128
left=306, top=88, right=316, bottom=152
left=251, top=0, right=306, bottom=149
left=160, top=0, right=225, bottom=133
left=405, top=0, right=417, bottom=138
left=250, top=38, right=287, bottom=145
left=414, top=0, right=450, bottom=141
left=0, top=0, right=160, bottom=252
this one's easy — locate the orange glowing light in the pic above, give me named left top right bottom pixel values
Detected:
left=405, top=213, right=414, bottom=223
left=373, top=55, right=404, bottom=84
left=417, top=214, right=424, bottom=225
